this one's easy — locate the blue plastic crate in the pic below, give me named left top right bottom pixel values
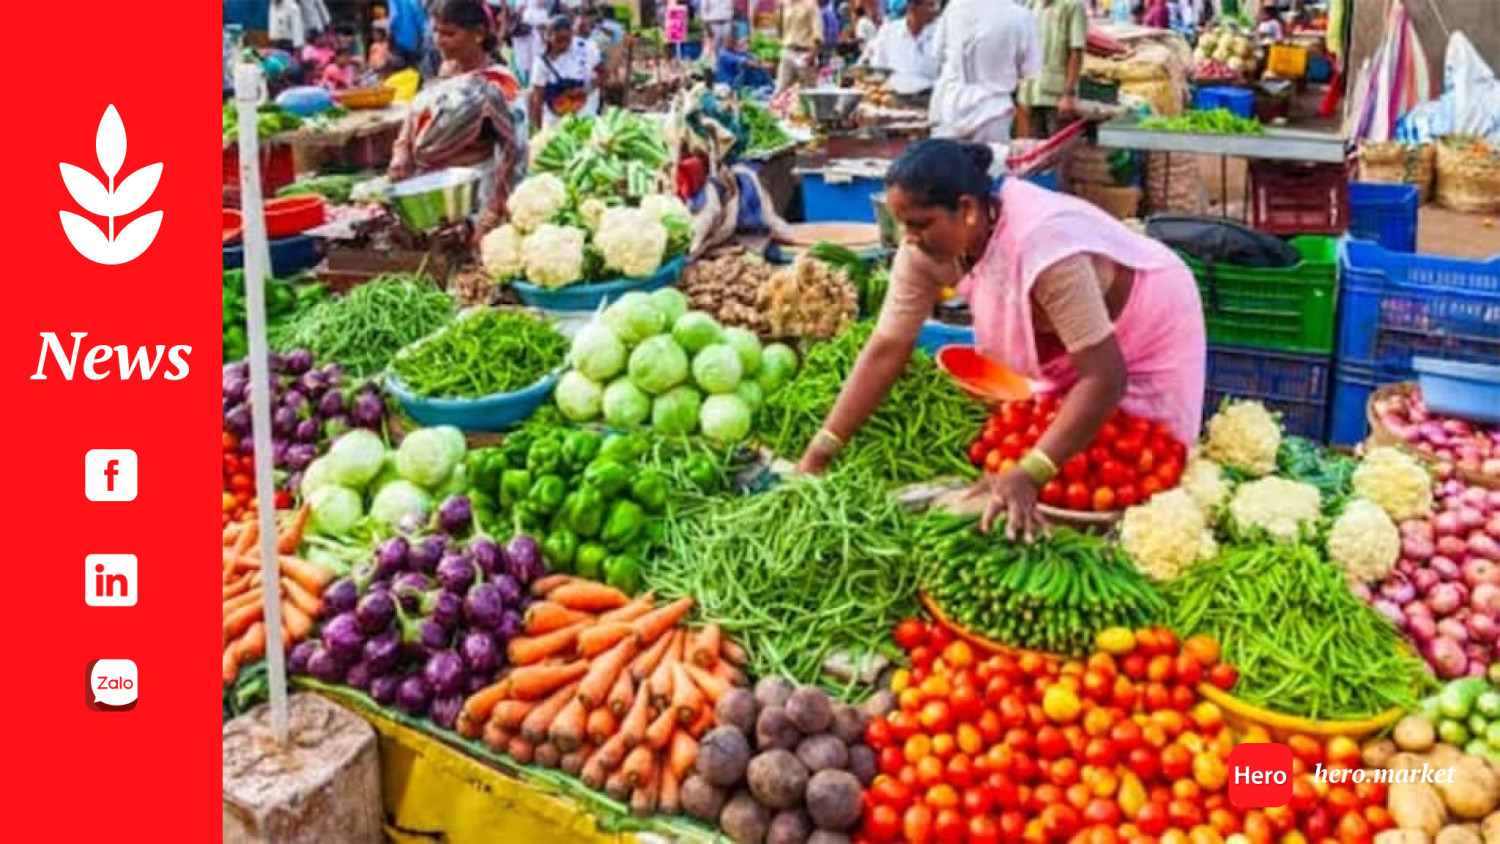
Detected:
left=800, top=172, right=884, bottom=223
left=1205, top=344, right=1332, bottom=441
left=223, top=234, right=322, bottom=277
left=1336, top=238, right=1500, bottom=371
left=1025, top=170, right=1061, bottom=191
left=917, top=320, right=975, bottom=355
left=1328, top=361, right=1413, bottom=446
left=1413, top=357, right=1500, bottom=425
left=1348, top=182, right=1419, bottom=253
left=1192, top=86, right=1255, bottom=120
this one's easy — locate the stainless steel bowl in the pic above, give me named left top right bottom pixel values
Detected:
left=387, top=167, right=483, bottom=231
left=800, top=87, right=864, bottom=125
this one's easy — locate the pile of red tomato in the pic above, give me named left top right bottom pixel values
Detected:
left=855, top=621, right=1392, bottom=844
left=222, top=432, right=290, bottom=525
left=967, top=399, right=1188, bottom=513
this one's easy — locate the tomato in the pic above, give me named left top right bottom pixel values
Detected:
left=1144, top=683, right=1172, bottom=712
left=888, top=710, right=919, bottom=742
left=1037, top=726, right=1070, bottom=759
left=1092, top=486, right=1118, bottom=512
left=1171, top=684, right=1198, bottom=712
left=1120, top=652, right=1148, bottom=681
left=1336, top=811, right=1372, bottom=844
left=968, top=439, right=990, bottom=466
left=1182, top=635, right=1220, bottom=666
left=1040, top=479, right=1066, bottom=507
left=930, top=733, right=956, bottom=760
left=867, top=719, right=895, bottom=749
left=1083, top=737, right=1117, bottom=767
left=1167, top=799, right=1203, bottom=829
left=975, top=710, right=1004, bottom=745
left=1083, top=797, right=1122, bottom=827
left=1207, top=663, right=1238, bottom=690
left=1113, top=434, right=1144, bottom=462
left=927, top=624, right=954, bottom=651
left=1144, top=654, right=1174, bottom=683
left=871, top=775, right=912, bottom=808
left=902, top=804, right=934, bottom=843
left=1061, top=481, right=1091, bottom=510
left=951, top=685, right=982, bottom=721
left=915, top=755, right=945, bottom=787
left=1325, top=736, right=1362, bottom=770
left=1004, top=727, right=1034, bottom=754
left=1135, top=802, right=1169, bottom=835
left=1087, top=444, right=1113, bottom=469
left=1041, top=804, right=1081, bottom=840
left=1355, top=780, right=1387, bottom=808
left=926, top=783, right=960, bottom=810
left=962, top=815, right=999, bottom=844
left=879, top=746, right=905, bottom=777
left=1362, top=805, right=1393, bottom=833
left=1049, top=757, right=1081, bottom=787
left=1110, top=719, right=1144, bottom=751
left=1288, top=776, right=1318, bottom=813
left=1082, top=706, right=1115, bottom=738
left=983, top=450, right=1005, bottom=473
left=893, top=619, right=928, bottom=650
left=945, top=754, right=976, bottom=789
left=999, top=811, right=1027, bottom=842
left=932, top=808, right=965, bottom=844
left=1172, top=653, right=1204, bottom=686
left=919, top=701, right=954, bottom=734
left=1287, top=735, right=1324, bottom=766
left=1125, top=747, right=1159, bottom=780
left=1096, top=458, right=1128, bottom=487
left=864, top=804, right=901, bottom=842
left=1156, top=458, right=1183, bottom=488
left=1059, top=453, right=1089, bottom=482
left=1113, top=482, right=1141, bottom=509
left=1112, top=677, right=1140, bottom=710
left=1160, top=744, right=1193, bottom=781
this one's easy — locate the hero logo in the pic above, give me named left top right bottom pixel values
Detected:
left=59, top=105, right=163, bottom=265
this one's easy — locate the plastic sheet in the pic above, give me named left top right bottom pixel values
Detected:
left=1394, top=32, right=1498, bottom=144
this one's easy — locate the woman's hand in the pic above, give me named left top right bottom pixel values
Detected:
left=964, top=467, right=1046, bottom=540
left=795, top=441, right=836, bottom=476
left=388, top=160, right=410, bottom=182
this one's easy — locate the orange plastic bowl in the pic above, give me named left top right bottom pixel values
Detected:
left=935, top=345, right=1031, bottom=404
left=264, top=196, right=327, bottom=239
left=223, top=209, right=243, bottom=245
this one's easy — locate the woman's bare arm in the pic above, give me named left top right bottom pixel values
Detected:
left=1035, top=336, right=1126, bottom=467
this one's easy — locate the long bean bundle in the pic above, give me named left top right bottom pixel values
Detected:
left=917, top=512, right=1167, bottom=656
left=644, top=467, right=919, bottom=694
left=1165, top=542, right=1431, bottom=719
left=759, top=322, right=988, bottom=485
left=392, top=309, right=567, bottom=398
left=270, top=275, right=457, bottom=376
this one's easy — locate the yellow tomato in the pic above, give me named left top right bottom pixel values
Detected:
left=956, top=723, right=984, bottom=756
left=919, top=675, right=951, bottom=699
left=1192, top=752, right=1228, bottom=792
left=931, top=733, right=956, bottom=759
left=1042, top=686, right=1082, bottom=724
left=890, top=668, right=911, bottom=694
left=1190, top=701, right=1224, bottom=733
left=904, top=734, right=932, bottom=764
left=1095, top=627, right=1137, bottom=655
left=943, top=641, right=975, bottom=669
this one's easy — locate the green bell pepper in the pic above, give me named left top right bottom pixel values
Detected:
left=542, top=529, right=578, bottom=572
left=643, top=518, right=667, bottom=548
left=562, top=430, right=602, bottom=472
left=629, top=469, right=671, bottom=514
left=500, top=469, right=533, bottom=509
left=566, top=485, right=606, bottom=538
left=467, top=449, right=506, bottom=499
left=601, top=500, right=647, bottom=550
left=583, top=458, right=632, bottom=498
left=604, top=553, right=643, bottom=594
left=528, top=474, right=568, bottom=514
left=575, top=542, right=610, bottom=580
left=684, top=454, right=722, bottom=493
left=526, top=438, right=563, bottom=476
left=500, top=431, right=535, bottom=469
left=598, top=433, right=644, bottom=463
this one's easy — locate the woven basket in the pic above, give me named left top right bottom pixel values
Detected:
left=1358, top=142, right=1435, bottom=202
left=1365, top=382, right=1500, bottom=489
left=1435, top=138, right=1500, bottom=213
left=1067, top=145, right=1116, bottom=187
left=1074, top=183, right=1143, bottom=220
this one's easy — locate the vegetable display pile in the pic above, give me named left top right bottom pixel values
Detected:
left=391, top=309, right=567, bottom=399
left=223, top=510, right=335, bottom=685
left=806, top=242, right=891, bottom=322
left=916, top=513, right=1167, bottom=656
left=528, top=109, right=672, bottom=199
left=759, top=322, right=988, bottom=485
left=1192, top=24, right=1260, bottom=75
left=1366, top=477, right=1499, bottom=679
left=970, top=399, right=1187, bottom=513
left=1371, top=385, right=1500, bottom=482
left=1166, top=542, right=1430, bottom=719
left=1416, top=677, right=1500, bottom=763
left=291, top=514, right=548, bottom=730
left=1139, top=109, right=1265, bottom=135
left=466, top=428, right=669, bottom=593
left=682, top=679, right=880, bottom=841
left=680, top=247, right=777, bottom=336
left=554, top=289, right=798, bottom=444
left=302, top=426, right=470, bottom=537
left=458, top=577, right=747, bottom=819
left=222, top=270, right=330, bottom=363
left=276, top=174, right=364, bottom=206
left=223, top=102, right=303, bottom=141
left=646, top=469, right=919, bottom=691
left=740, top=100, right=795, bottom=157
left=269, top=275, right=457, bottom=377
left=759, top=254, right=860, bottom=341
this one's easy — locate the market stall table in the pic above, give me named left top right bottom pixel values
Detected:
left=289, top=104, right=411, bottom=175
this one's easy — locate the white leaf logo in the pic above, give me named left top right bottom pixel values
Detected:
left=59, top=105, right=163, bottom=265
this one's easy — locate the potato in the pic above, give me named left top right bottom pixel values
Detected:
left=860, top=690, right=896, bottom=720
left=1396, top=716, right=1438, bottom=753
left=786, top=686, right=834, bottom=735
left=1391, top=753, right=1432, bottom=773
left=796, top=734, right=850, bottom=773
left=717, top=688, right=759, bottom=735
left=721, top=790, right=771, bottom=844
left=1439, top=758, right=1498, bottom=820
left=756, top=676, right=796, bottom=710
left=1390, top=782, right=1448, bottom=837
left=829, top=704, right=868, bottom=746
left=805, top=769, right=863, bottom=831
left=1375, top=831, right=1431, bottom=844
left=1430, top=744, right=1464, bottom=769
left=847, top=745, right=878, bottom=786
left=1436, top=826, right=1483, bottom=844
left=757, top=707, right=803, bottom=752
left=807, top=833, right=852, bottom=844
left=682, top=774, right=729, bottom=822
left=767, top=809, right=813, bottom=844
left=1365, top=739, right=1399, bottom=770
left=747, top=749, right=810, bottom=811
left=1483, top=813, right=1500, bottom=844
left=698, top=726, right=753, bottom=787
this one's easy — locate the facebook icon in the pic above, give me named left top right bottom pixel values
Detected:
left=85, top=449, right=138, bottom=501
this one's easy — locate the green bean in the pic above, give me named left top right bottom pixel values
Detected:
left=391, top=309, right=567, bottom=399
left=269, top=275, right=457, bottom=377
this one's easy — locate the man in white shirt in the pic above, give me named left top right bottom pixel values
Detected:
left=701, top=0, right=736, bottom=51
left=864, top=0, right=939, bottom=95
left=929, top=0, right=1042, bottom=143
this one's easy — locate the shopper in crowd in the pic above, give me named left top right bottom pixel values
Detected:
left=1144, top=0, right=1170, bottom=28
left=367, top=22, right=393, bottom=72
left=269, top=0, right=308, bottom=49
left=777, top=0, right=826, bottom=92
left=1256, top=5, right=1285, bottom=41
left=320, top=45, right=362, bottom=88
left=1021, top=0, right=1087, bottom=139
left=853, top=7, right=879, bottom=52
left=797, top=140, right=1205, bottom=538
left=529, top=13, right=604, bottom=130
left=929, top=0, right=1040, bottom=142
left=513, top=0, right=554, bottom=85
left=862, top=0, right=939, bottom=96
left=388, top=0, right=523, bottom=241
left=700, top=0, right=736, bottom=53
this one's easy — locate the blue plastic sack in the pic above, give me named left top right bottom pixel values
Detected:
left=274, top=86, right=334, bottom=116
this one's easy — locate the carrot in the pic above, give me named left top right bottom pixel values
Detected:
left=622, top=745, right=656, bottom=789
left=710, top=659, right=748, bottom=688
left=277, top=507, right=310, bottom=554
left=659, top=764, right=682, bottom=815
left=506, top=736, right=536, bottom=765
left=281, top=600, right=314, bottom=642
left=577, top=622, right=635, bottom=659
left=533, top=742, right=562, bottom=769
left=232, top=519, right=259, bottom=555
left=649, top=631, right=683, bottom=707
left=481, top=722, right=512, bottom=751
left=593, top=727, right=631, bottom=774
left=598, top=594, right=656, bottom=625
left=224, top=602, right=263, bottom=640
left=280, top=575, right=322, bottom=618
left=502, top=661, right=589, bottom=701
left=276, top=555, right=334, bottom=594
left=223, top=574, right=254, bottom=599
left=464, top=679, right=515, bottom=724
left=684, top=662, right=731, bottom=705
left=645, top=704, right=678, bottom=750
left=223, top=587, right=264, bottom=617
left=235, top=622, right=268, bottom=662
left=687, top=704, right=714, bottom=739
left=688, top=623, right=721, bottom=668
left=530, top=574, right=574, bottom=597
left=667, top=730, right=697, bottom=779
left=548, top=697, right=589, bottom=752
left=631, top=595, right=695, bottom=644
left=578, top=637, right=638, bottom=709
left=507, top=622, right=587, bottom=666
left=457, top=711, right=484, bottom=740
left=670, top=663, right=706, bottom=725
left=223, top=647, right=240, bottom=685
left=630, top=626, right=674, bottom=683
left=616, top=681, right=653, bottom=750
left=523, top=601, right=592, bottom=635
left=630, top=768, right=660, bottom=817
left=606, top=668, right=635, bottom=718
left=720, top=637, right=749, bottom=666
left=605, top=769, right=632, bottom=802
left=521, top=681, right=581, bottom=743
left=581, top=751, right=610, bottom=790
left=548, top=581, right=631, bottom=613
left=490, top=699, right=538, bottom=733
left=223, top=521, right=243, bottom=547
left=561, top=747, right=590, bottom=777
left=587, top=707, right=618, bottom=746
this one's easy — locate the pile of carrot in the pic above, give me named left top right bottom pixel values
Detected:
left=459, top=576, right=750, bottom=817
left=222, top=509, right=335, bottom=685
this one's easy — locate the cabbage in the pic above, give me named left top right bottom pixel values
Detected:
left=722, top=327, right=763, bottom=376
left=699, top=394, right=753, bottom=444
left=734, top=380, right=764, bottom=413
left=369, top=480, right=433, bottom=528
left=602, top=292, right=666, bottom=346
left=324, top=429, right=387, bottom=489
left=603, top=379, right=651, bottom=428
left=309, top=484, right=364, bottom=535
left=757, top=343, right=798, bottom=393
left=691, top=344, right=743, bottom=394
left=651, top=385, right=702, bottom=434
left=395, top=427, right=465, bottom=489
left=571, top=323, right=627, bottom=381
left=651, top=287, right=688, bottom=325
left=300, top=457, right=336, bottom=500
left=556, top=371, right=604, bottom=422
left=628, top=335, right=690, bottom=395
left=672, top=311, right=723, bottom=354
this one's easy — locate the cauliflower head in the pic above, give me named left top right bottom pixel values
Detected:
left=639, top=193, right=690, bottom=225
left=1326, top=498, right=1400, bottom=584
left=579, top=198, right=611, bottom=231
left=520, top=224, right=587, bottom=289
left=509, top=174, right=569, bottom=233
left=479, top=224, right=524, bottom=281
left=1204, top=400, right=1282, bottom=476
left=1351, top=446, right=1433, bottom=522
left=1180, top=455, right=1232, bottom=514
left=1228, top=476, right=1322, bottom=542
left=1120, top=489, right=1218, bottom=582
left=595, top=206, right=668, bottom=278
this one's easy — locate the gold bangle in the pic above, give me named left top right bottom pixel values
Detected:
left=1018, top=449, right=1057, bottom=486
left=814, top=428, right=845, bottom=453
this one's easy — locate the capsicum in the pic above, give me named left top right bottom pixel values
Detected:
left=562, top=430, right=602, bottom=473
left=601, top=500, right=646, bottom=550
left=500, top=468, right=532, bottom=509
left=566, top=485, right=606, bottom=538
left=629, top=469, right=671, bottom=514
left=542, top=529, right=578, bottom=572
left=604, top=553, right=642, bottom=594
left=527, top=474, right=568, bottom=515
left=583, top=459, right=632, bottom=498
left=598, top=433, right=644, bottom=463
left=500, top=431, right=534, bottom=469
left=526, top=438, right=563, bottom=476
left=684, top=454, right=722, bottom=493
left=575, top=542, right=610, bottom=580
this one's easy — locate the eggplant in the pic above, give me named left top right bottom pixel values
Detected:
left=396, top=676, right=431, bottom=715
left=370, top=674, right=402, bottom=706
left=469, top=537, right=503, bottom=577
left=493, top=574, right=522, bottom=608
left=465, top=673, right=492, bottom=695
left=504, top=535, right=545, bottom=584
left=237, top=438, right=255, bottom=457
left=287, top=640, right=317, bottom=674
left=283, top=349, right=314, bottom=375
left=224, top=375, right=249, bottom=401
left=362, top=631, right=403, bottom=675
left=285, top=443, right=317, bottom=470
left=393, top=572, right=434, bottom=611
left=419, top=618, right=452, bottom=650
left=224, top=406, right=252, bottom=437
left=306, top=645, right=345, bottom=682
left=430, top=590, right=465, bottom=629
left=344, top=660, right=373, bottom=690
left=352, top=391, right=385, bottom=427
left=464, top=582, right=505, bottom=631
left=423, top=650, right=466, bottom=698
left=498, top=609, right=525, bottom=642
left=436, top=553, right=477, bottom=594
left=410, top=535, right=446, bottom=574
left=355, top=591, right=397, bottom=635
left=272, top=440, right=291, bottom=467
left=430, top=695, right=465, bottom=730
left=437, top=496, right=473, bottom=536
left=273, top=407, right=298, bottom=437
left=282, top=389, right=308, bottom=415
left=460, top=630, right=500, bottom=675
left=322, top=613, right=366, bottom=662
left=375, top=536, right=411, bottom=572
left=224, top=360, right=250, bottom=383
left=294, top=418, right=321, bottom=443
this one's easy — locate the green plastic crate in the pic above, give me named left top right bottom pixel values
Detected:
left=1181, top=235, right=1339, bottom=355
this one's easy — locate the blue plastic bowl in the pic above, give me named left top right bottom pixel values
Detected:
left=1412, top=357, right=1500, bottom=425
left=511, top=257, right=686, bottom=311
left=385, top=370, right=562, bottom=432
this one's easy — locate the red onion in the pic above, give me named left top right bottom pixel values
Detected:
left=1460, top=486, right=1489, bottom=507
left=1401, top=535, right=1435, bottom=561
left=1398, top=559, right=1418, bottom=576
left=1434, top=512, right=1463, bottom=537
left=1468, top=533, right=1500, bottom=562
left=1430, top=555, right=1462, bottom=581
left=1436, top=617, right=1469, bottom=643
left=1436, top=535, right=1467, bottom=559
left=1467, top=612, right=1497, bottom=644
left=1350, top=580, right=1373, bottom=601
left=1487, top=515, right=1500, bottom=541
left=1488, top=489, right=1500, bottom=508
left=1464, top=559, right=1500, bottom=588
left=1404, top=600, right=1433, bottom=621
left=1426, top=638, right=1468, bottom=678
left=1412, top=567, right=1442, bottom=594
left=1380, top=576, right=1417, bottom=604
left=1458, top=507, right=1486, bottom=531
left=1408, top=613, right=1438, bottom=644
left=1465, top=660, right=1488, bottom=677
left=1472, top=582, right=1500, bottom=615
left=1371, top=599, right=1406, bottom=628
left=1428, top=582, right=1465, bottom=614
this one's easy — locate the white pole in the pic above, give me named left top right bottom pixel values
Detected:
left=234, top=61, right=290, bottom=744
